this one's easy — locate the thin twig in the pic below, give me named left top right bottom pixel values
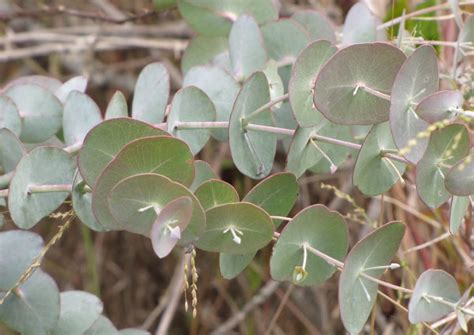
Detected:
left=0, top=22, right=190, bottom=42
left=0, top=36, right=187, bottom=62
left=264, top=284, right=294, bottom=335
left=155, top=252, right=189, bottom=335
left=142, top=253, right=187, bottom=330
left=403, top=232, right=451, bottom=254
left=376, top=195, right=441, bottom=229
left=276, top=289, right=322, bottom=335
left=378, top=290, right=439, bottom=334
left=0, top=5, right=157, bottom=23
left=210, top=281, right=281, bottom=335
left=431, top=297, right=474, bottom=328
left=377, top=1, right=474, bottom=31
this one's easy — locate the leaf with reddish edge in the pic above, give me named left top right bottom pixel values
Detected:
left=151, top=196, right=194, bottom=258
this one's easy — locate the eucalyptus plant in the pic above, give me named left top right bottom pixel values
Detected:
left=1, top=1, right=474, bottom=334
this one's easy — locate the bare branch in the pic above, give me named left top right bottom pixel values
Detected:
left=0, top=5, right=158, bottom=24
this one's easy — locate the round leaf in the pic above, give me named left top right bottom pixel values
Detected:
left=167, top=86, right=216, bottom=154
left=342, top=3, right=384, bottom=45
left=54, top=75, right=88, bottom=103
left=151, top=196, right=194, bottom=258
left=52, top=291, right=103, bottom=335
left=243, top=172, right=298, bottom=228
left=445, top=148, right=474, bottom=196
left=107, top=173, right=204, bottom=244
left=195, top=202, right=273, bottom=254
left=84, top=315, right=118, bottom=335
left=9, top=147, right=75, bottom=229
left=183, top=65, right=239, bottom=141
left=92, top=136, right=194, bottom=232
left=63, top=91, right=102, bottom=146
left=291, top=10, right=336, bottom=42
left=273, top=101, right=297, bottom=149
left=0, top=128, right=26, bottom=172
left=0, top=95, right=22, bottom=136
left=72, top=173, right=105, bottom=232
left=449, top=196, right=470, bottom=234
left=390, top=45, right=439, bottom=163
left=177, top=0, right=278, bottom=37
left=0, top=230, right=43, bottom=289
left=194, top=179, right=239, bottom=211
left=0, top=270, right=60, bottom=335
left=289, top=40, right=337, bottom=127
left=314, top=43, right=406, bottom=125
left=287, top=119, right=352, bottom=178
left=416, top=124, right=470, bottom=208
left=262, top=60, right=284, bottom=106
left=339, top=222, right=405, bottom=334
left=353, top=122, right=406, bottom=196
left=219, top=251, right=256, bottom=279
left=408, top=269, right=461, bottom=324
left=5, top=84, right=63, bottom=143
left=190, top=160, right=217, bottom=192
left=229, top=72, right=276, bottom=179
left=261, top=19, right=309, bottom=61
left=78, top=118, right=168, bottom=187
left=132, top=63, right=170, bottom=124
left=308, top=140, right=355, bottom=175
left=416, top=90, right=464, bottom=123
left=270, top=205, right=348, bottom=286
left=1, top=75, right=61, bottom=93
left=229, top=14, right=267, bottom=79
left=105, top=91, right=128, bottom=119
left=219, top=172, right=267, bottom=278
left=181, top=36, right=228, bottom=74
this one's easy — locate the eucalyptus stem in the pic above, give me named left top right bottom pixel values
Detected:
left=382, top=157, right=406, bottom=185
left=245, top=123, right=295, bottom=136
left=0, top=183, right=88, bottom=197
left=309, top=139, right=337, bottom=173
left=384, top=153, right=411, bottom=165
left=305, top=244, right=344, bottom=268
left=305, top=244, right=414, bottom=295
left=64, top=142, right=82, bottom=154
left=26, top=184, right=72, bottom=194
left=456, top=110, right=474, bottom=118
left=0, top=172, right=13, bottom=189
left=244, top=123, right=412, bottom=164
left=423, top=294, right=474, bottom=316
left=244, top=93, right=289, bottom=122
left=311, top=133, right=361, bottom=151
left=359, top=272, right=413, bottom=294
left=360, top=85, right=391, bottom=101
left=174, top=121, right=229, bottom=129
left=276, top=57, right=295, bottom=68
left=270, top=216, right=292, bottom=221
left=377, top=1, right=474, bottom=31
left=380, top=148, right=399, bottom=155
